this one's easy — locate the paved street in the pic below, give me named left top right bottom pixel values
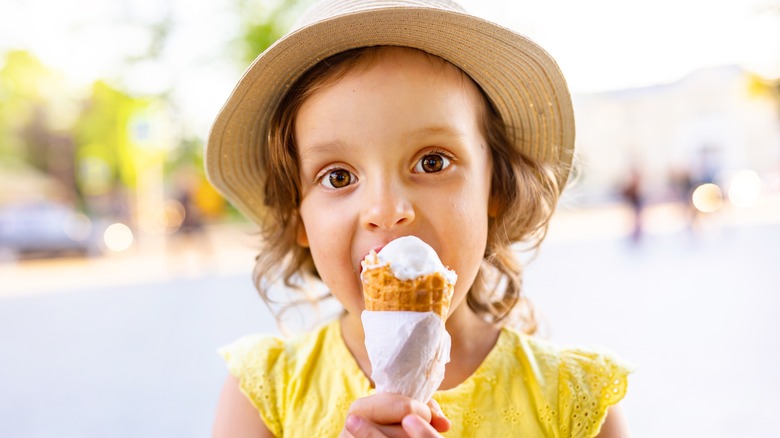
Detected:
left=1, top=202, right=778, bottom=437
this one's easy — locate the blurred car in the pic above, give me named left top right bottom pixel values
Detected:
left=0, top=201, right=107, bottom=260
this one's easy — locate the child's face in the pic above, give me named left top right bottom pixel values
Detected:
left=295, top=47, right=494, bottom=320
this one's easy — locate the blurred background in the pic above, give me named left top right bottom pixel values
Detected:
left=1, top=0, right=779, bottom=436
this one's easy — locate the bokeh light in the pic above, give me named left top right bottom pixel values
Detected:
left=728, top=170, right=762, bottom=207
left=162, top=199, right=185, bottom=234
left=691, top=183, right=724, bottom=213
left=103, top=222, right=134, bottom=252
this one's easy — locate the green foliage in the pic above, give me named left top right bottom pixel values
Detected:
left=166, top=136, right=204, bottom=176
left=235, top=0, right=313, bottom=64
left=73, top=80, right=178, bottom=197
left=0, top=50, right=59, bottom=162
left=74, top=81, right=138, bottom=191
left=0, top=0, right=317, bottom=217
left=0, top=50, right=54, bottom=101
left=244, top=21, right=281, bottom=63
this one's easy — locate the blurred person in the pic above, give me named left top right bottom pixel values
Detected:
left=693, top=145, right=721, bottom=187
left=177, top=178, right=205, bottom=236
left=669, top=166, right=700, bottom=233
left=207, top=1, right=633, bottom=437
left=620, top=165, right=645, bottom=244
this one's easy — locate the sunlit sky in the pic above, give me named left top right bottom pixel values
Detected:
left=2, top=0, right=779, bottom=136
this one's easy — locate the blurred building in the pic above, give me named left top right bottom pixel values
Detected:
left=571, top=65, right=780, bottom=203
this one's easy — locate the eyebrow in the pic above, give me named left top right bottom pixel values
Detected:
left=297, top=140, right=351, bottom=167
left=404, top=125, right=466, bottom=141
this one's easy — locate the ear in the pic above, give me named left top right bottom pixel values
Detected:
left=295, top=216, right=309, bottom=248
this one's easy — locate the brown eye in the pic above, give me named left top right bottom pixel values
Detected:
left=414, top=153, right=451, bottom=173
left=323, top=169, right=355, bottom=189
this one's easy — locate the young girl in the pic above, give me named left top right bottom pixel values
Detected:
left=208, top=0, right=633, bottom=437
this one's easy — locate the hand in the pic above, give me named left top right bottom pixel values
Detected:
left=339, top=392, right=451, bottom=437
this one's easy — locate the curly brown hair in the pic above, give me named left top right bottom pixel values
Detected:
left=255, top=46, right=566, bottom=334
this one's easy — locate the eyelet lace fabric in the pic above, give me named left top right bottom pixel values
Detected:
left=557, top=348, right=632, bottom=437
left=220, top=320, right=634, bottom=437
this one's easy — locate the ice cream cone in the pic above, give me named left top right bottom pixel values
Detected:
left=362, top=264, right=454, bottom=319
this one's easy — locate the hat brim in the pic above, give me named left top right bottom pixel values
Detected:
left=206, top=6, right=575, bottom=224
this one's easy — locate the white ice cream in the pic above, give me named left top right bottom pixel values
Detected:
left=361, top=236, right=457, bottom=284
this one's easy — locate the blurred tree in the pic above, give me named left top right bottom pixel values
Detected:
left=0, top=3, right=178, bottom=206
left=0, top=51, right=52, bottom=163
left=235, top=0, right=312, bottom=65
left=0, top=50, right=78, bottom=200
left=74, top=81, right=144, bottom=192
left=163, top=0, right=312, bottom=222
left=72, top=81, right=168, bottom=219
left=167, top=136, right=204, bottom=172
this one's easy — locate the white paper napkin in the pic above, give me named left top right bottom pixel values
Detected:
left=361, top=310, right=451, bottom=402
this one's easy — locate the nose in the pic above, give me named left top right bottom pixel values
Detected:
left=360, top=178, right=415, bottom=231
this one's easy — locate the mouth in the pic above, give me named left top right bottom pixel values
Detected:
left=357, top=244, right=387, bottom=275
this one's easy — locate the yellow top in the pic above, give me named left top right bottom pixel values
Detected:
left=220, top=319, right=633, bottom=437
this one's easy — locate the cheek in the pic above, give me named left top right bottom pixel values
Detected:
left=299, top=200, right=357, bottom=284
left=440, top=188, right=489, bottom=264
left=450, top=176, right=492, bottom=228
left=446, top=178, right=491, bottom=282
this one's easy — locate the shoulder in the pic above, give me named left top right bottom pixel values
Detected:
left=217, top=321, right=337, bottom=436
left=219, top=333, right=286, bottom=377
left=501, top=327, right=635, bottom=438
left=219, top=320, right=335, bottom=377
left=501, top=326, right=634, bottom=390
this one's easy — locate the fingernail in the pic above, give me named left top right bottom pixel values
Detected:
left=345, top=415, right=362, bottom=432
left=402, top=414, right=425, bottom=433
left=430, top=399, right=444, bottom=417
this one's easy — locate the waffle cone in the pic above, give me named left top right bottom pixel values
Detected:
left=362, top=265, right=454, bottom=319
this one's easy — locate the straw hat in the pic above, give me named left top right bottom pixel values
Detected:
left=206, top=0, right=575, bottom=225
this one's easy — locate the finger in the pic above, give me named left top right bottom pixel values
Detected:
left=376, top=424, right=415, bottom=438
left=426, top=399, right=451, bottom=433
left=338, top=426, right=355, bottom=438
left=348, top=393, right=432, bottom=424
left=344, top=415, right=387, bottom=438
left=344, top=413, right=428, bottom=438
left=345, top=415, right=427, bottom=438
left=402, top=414, right=442, bottom=438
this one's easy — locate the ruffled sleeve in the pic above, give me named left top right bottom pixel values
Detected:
left=219, top=334, right=287, bottom=437
left=557, top=348, right=634, bottom=438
